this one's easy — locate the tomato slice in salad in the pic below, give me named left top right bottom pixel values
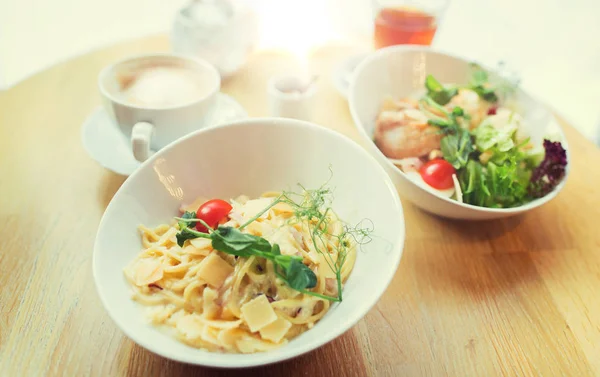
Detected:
left=196, top=199, right=233, bottom=232
left=419, top=159, right=456, bottom=190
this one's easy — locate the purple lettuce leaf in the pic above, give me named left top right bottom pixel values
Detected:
left=528, top=139, right=568, bottom=198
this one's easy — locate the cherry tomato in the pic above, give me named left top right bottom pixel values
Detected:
left=419, top=159, right=456, bottom=190
left=196, top=199, right=232, bottom=233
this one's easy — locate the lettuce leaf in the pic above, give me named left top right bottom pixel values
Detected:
left=486, top=160, right=530, bottom=207
left=460, top=160, right=489, bottom=207
left=473, top=122, right=517, bottom=153
left=460, top=124, right=531, bottom=208
left=440, top=128, right=474, bottom=169
left=459, top=159, right=529, bottom=208
left=459, top=133, right=566, bottom=206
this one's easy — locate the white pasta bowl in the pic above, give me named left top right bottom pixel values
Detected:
left=93, top=117, right=405, bottom=367
left=348, top=45, right=569, bottom=220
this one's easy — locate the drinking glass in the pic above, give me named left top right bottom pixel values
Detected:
left=372, top=0, right=449, bottom=49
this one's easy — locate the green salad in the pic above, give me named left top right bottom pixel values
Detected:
left=373, top=64, right=568, bottom=208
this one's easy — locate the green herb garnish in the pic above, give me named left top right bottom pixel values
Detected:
left=422, top=96, right=474, bottom=170
left=468, top=63, right=520, bottom=103
left=424, top=64, right=518, bottom=107
left=425, top=74, right=458, bottom=105
left=177, top=225, right=318, bottom=291
left=175, top=175, right=372, bottom=302
left=467, top=64, right=499, bottom=103
left=177, top=211, right=197, bottom=230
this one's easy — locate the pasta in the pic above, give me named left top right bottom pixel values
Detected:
left=124, top=192, right=356, bottom=353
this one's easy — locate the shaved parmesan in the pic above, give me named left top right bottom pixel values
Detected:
left=134, top=259, right=164, bottom=286
left=227, top=210, right=244, bottom=226
left=190, top=237, right=211, bottom=249
left=218, top=327, right=247, bottom=349
left=176, top=315, right=204, bottom=339
left=196, top=252, right=234, bottom=288
left=269, top=227, right=300, bottom=256
left=259, top=317, right=292, bottom=343
left=240, top=198, right=274, bottom=222
left=240, top=295, right=277, bottom=332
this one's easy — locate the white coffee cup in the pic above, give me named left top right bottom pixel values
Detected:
left=98, top=53, right=221, bottom=162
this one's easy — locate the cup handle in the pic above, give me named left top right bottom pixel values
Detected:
left=131, top=122, right=154, bottom=162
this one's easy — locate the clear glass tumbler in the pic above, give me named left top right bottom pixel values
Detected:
left=372, top=0, right=449, bottom=49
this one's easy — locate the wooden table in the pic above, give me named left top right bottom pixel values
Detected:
left=1, top=35, right=599, bottom=377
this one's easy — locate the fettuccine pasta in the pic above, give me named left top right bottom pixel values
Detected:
left=124, top=192, right=356, bottom=353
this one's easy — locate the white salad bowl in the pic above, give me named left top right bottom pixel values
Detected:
left=93, top=117, right=405, bottom=368
left=348, top=45, right=570, bottom=220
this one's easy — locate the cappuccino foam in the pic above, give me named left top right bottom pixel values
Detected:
left=119, top=66, right=211, bottom=107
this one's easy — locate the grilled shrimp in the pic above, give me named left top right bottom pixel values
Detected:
left=447, top=89, right=491, bottom=129
left=374, top=104, right=442, bottom=159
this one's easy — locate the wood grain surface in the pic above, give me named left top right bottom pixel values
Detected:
left=1, top=35, right=599, bottom=377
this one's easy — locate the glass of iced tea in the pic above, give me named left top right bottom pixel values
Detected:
left=373, top=0, right=449, bottom=49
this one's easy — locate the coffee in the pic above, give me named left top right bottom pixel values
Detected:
left=117, top=65, right=210, bottom=108
left=99, top=54, right=221, bottom=162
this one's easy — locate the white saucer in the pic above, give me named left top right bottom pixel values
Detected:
left=332, top=52, right=370, bottom=99
left=81, top=93, right=248, bottom=176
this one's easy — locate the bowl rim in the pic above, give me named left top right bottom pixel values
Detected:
left=348, top=44, right=570, bottom=214
left=92, top=117, right=406, bottom=368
